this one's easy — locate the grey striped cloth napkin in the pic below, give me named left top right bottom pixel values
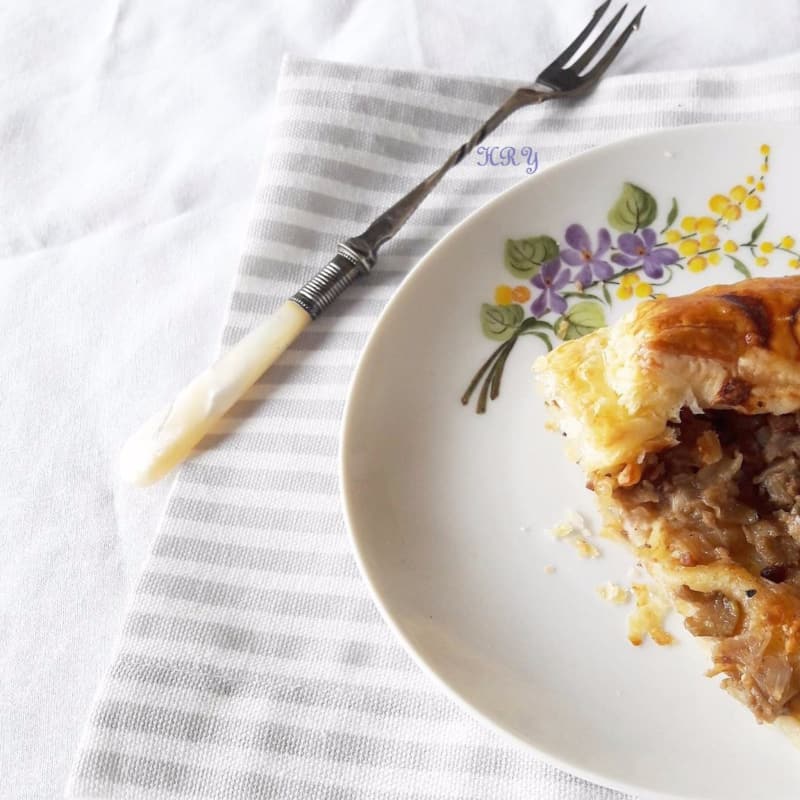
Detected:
left=70, top=53, right=800, bottom=799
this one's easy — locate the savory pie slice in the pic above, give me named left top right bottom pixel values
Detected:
left=535, top=276, right=800, bottom=741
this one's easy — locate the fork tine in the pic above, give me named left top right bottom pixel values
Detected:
left=548, top=0, right=612, bottom=69
left=568, top=4, right=627, bottom=73
left=578, top=6, right=645, bottom=86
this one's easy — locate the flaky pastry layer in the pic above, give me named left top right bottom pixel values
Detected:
left=535, top=277, right=800, bottom=482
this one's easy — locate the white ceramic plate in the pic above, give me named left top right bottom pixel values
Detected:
left=341, top=124, right=800, bottom=800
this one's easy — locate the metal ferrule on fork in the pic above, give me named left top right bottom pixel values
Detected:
left=290, top=238, right=377, bottom=320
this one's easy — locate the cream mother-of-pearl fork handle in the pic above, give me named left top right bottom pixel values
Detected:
left=120, top=1, right=644, bottom=486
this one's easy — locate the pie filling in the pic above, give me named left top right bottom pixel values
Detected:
left=598, top=409, right=800, bottom=722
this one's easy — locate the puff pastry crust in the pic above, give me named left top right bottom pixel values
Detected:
left=535, top=276, right=800, bottom=484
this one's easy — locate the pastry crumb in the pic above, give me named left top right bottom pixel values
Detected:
left=627, top=583, right=673, bottom=646
left=547, top=520, right=574, bottom=539
left=547, top=510, right=593, bottom=538
left=566, top=509, right=593, bottom=536
left=546, top=511, right=601, bottom=557
left=596, top=581, right=630, bottom=605
left=572, top=536, right=600, bottom=559
left=543, top=564, right=556, bottom=575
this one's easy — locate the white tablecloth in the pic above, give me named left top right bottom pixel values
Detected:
left=3, top=1, right=800, bottom=797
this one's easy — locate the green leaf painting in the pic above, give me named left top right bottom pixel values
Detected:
left=607, top=182, right=658, bottom=232
left=503, top=236, right=559, bottom=279
left=480, top=303, right=524, bottom=341
left=555, top=301, right=606, bottom=341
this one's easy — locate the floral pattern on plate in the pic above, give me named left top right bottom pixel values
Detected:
left=462, top=144, right=800, bottom=413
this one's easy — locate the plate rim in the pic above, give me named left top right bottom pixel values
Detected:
left=338, top=121, right=800, bottom=800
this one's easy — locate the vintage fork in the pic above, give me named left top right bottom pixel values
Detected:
left=120, top=1, right=646, bottom=486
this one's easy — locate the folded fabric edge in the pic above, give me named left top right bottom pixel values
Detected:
left=280, top=48, right=800, bottom=95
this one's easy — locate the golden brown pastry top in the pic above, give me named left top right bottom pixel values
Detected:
left=534, top=276, right=800, bottom=480
left=629, top=277, right=800, bottom=411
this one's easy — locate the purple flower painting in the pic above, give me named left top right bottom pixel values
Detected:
left=611, top=228, right=679, bottom=278
left=530, top=260, right=571, bottom=317
left=560, top=224, right=614, bottom=284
